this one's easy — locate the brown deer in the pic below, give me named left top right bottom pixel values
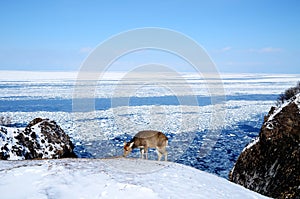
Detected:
left=123, top=130, right=168, bottom=161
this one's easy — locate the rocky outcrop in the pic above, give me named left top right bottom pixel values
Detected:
left=0, top=118, right=76, bottom=160
left=229, top=94, right=300, bottom=198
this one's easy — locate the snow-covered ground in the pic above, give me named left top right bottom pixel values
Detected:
left=0, top=158, right=269, bottom=199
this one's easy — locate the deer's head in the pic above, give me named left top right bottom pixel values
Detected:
left=123, top=142, right=134, bottom=157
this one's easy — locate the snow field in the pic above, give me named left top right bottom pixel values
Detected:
left=0, top=158, right=270, bottom=199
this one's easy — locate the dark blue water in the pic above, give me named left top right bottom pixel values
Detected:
left=0, top=94, right=277, bottom=112
left=175, top=122, right=262, bottom=178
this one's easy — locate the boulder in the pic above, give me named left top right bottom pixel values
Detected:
left=0, top=118, right=76, bottom=160
left=229, top=94, right=300, bottom=198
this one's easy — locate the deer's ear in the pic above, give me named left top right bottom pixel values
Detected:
left=124, top=141, right=127, bottom=146
left=129, top=142, right=134, bottom=148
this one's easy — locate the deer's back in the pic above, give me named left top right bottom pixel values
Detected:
left=132, top=130, right=168, bottom=148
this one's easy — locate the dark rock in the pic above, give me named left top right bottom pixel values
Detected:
left=229, top=94, right=300, bottom=198
left=28, top=118, right=44, bottom=127
left=0, top=118, right=77, bottom=160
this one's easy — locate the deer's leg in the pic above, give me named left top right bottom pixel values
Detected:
left=164, top=150, right=168, bottom=161
left=144, top=146, right=148, bottom=160
left=140, top=148, right=145, bottom=159
left=157, top=147, right=167, bottom=161
left=157, top=150, right=162, bottom=161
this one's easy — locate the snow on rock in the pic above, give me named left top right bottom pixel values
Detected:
left=229, top=93, right=300, bottom=198
left=0, top=127, right=27, bottom=160
left=0, top=118, right=76, bottom=160
left=265, top=93, right=300, bottom=129
left=242, top=137, right=259, bottom=153
left=0, top=158, right=269, bottom=199
left=295, top=93, right=300, bottom=110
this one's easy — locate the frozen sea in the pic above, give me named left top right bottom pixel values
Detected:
left=1, top=71, right=300, bottom=179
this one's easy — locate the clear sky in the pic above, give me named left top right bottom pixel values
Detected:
left=0, top=0, right=299, bottom=73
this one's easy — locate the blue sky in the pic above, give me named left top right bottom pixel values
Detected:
left=0, top=0, right=299, bottom=73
